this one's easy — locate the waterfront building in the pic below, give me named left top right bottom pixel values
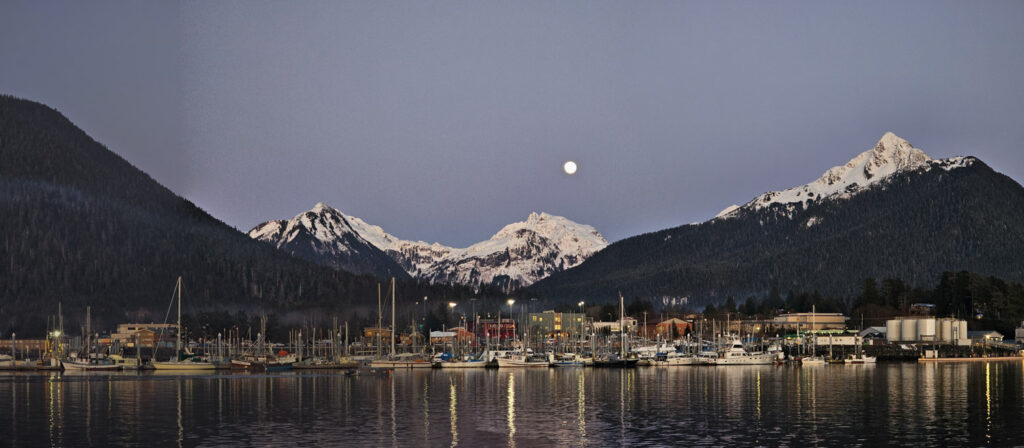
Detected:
left=110, top=323, right=177, bottom=347
left=363, top=327, right=392, bottom=340
left=772, top=313, right=848, bottom=330
left=592, top=317, right=637, bottom=334
left=967, top=331, right=1004, bottom=343
left=527, top=310, right=590, bottom=337
left=655, top=318, right=692, bottom=339
left=476, top=317, right=516, bottom=341
left=429, top=327, right=474, bottom=344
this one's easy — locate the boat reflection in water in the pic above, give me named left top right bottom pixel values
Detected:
left=1, top=363, right=1023, bottom=446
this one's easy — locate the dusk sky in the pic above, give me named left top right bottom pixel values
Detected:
left=3, top=1, right=1023, bottom=246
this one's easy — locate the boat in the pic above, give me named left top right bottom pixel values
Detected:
left=370, top=357, right=433, bottom=369
left=434, top=352, right=488, bottom=368
left=153, top=277, right=216, bottom=371
left=800, top=305, right=827, bottom=366
left=368, top=278, right=433, bottom=369
left=63, top=306, right=121, bottom=371
left=292, top=358, right=361, bottom=370
left=800, top=356, right=826, bottom=365
left=592, top=354, right=639, bottom=368
left=496, top=351, right=551, bottom=368
left=63, top=352, right=119, bottom=371
left=549, top=353, right=590, bottom=367
left=437, top=359, right=488, bottom=369
left=711, top=337, right=774, bottom=365
left=653, top=351, right=697, bottom=366
left=593, top=293, right=639, bottom=368
left=846, top=336, right=876, bottom=364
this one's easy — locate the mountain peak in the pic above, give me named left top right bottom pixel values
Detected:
left=311, top=202, right=335, bottom=213
left=716, top=132, right=943, bottom=220
left=250, top=204, right=607, bottom=289
left=876, top=131, right=907, bottom=151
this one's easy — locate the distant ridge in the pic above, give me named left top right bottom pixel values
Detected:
left=250, top=205, right=608, bottom=290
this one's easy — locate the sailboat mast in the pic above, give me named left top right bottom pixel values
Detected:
left=391, top=277, right=396, bottom=356
left=176, top=276, right=182, bottom=358
left=619, top=292, right=625, bottom=359
left=377, top=283, right=382, bottom=358
left=86, top=305, right=91, bottom=358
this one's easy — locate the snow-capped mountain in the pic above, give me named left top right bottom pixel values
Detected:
left=531, top=131, right=1024, bottom=304
left=249, top=206, right=608, bottom=289
left=715, top=132, right=974, bottom=219
left=248, top=203, right=411, bottom=279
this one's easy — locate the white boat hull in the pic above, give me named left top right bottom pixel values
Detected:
left=496, top=357, right=548, bottom=368
left=152, top=361, right=217, bottom=370
left=655, top=356, right=698, bottom=366
left=437, top=361, right=488, bottom=369
left=712, top=355, right=774, bottom=365
left=62, top=360, right=120, bottom=371
left=370, top=360, right=432, bottom=369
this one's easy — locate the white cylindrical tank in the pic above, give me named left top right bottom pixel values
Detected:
left=940, top=319, right=953, bottom=343
left=919, top=318, right=936, bottom=341
left=958, top=321, right=968, bottom=342
left=902, top=319, right=918, bottom=342
left=886, top=320, right=902, bottom=342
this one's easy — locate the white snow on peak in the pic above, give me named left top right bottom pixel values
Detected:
left=249, top=204, right=608, bottom=289
left=715, top=132, right=970, bottom=220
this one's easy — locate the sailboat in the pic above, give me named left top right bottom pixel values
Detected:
left=800, top=305, right=826, bottom=366
left=370, top=278, right=431, bottom=369
left=593, top=292, right=638, bottom=368
left=153, top=277, right=216, bottom=370
left=62, top=306, right=119, bottom=371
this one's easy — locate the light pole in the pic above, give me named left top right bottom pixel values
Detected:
left=507, top=299, right=516, bottom=346
left=578, top=301, right=585, bottom=354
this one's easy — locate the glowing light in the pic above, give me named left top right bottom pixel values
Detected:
left=563, top=160, right=577, bottom=175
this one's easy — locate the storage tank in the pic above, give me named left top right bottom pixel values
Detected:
left=918, top=318, right=936, bottom=341
left=886, top=320, right=902, bottom=342
left=940, top=319, right=953, bottom=343
left=958, top=321, right=968, bottom=342
left=902, top=319, right=918, bottom=342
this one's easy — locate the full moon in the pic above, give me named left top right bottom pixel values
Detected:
left=563, top=160, right=578, bottom=175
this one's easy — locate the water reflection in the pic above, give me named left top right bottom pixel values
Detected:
left=449, top=378, right=458, bottom=447
left=506, top=372, right=515, bottom=447
left=0, top=364, right=1023, bottom=446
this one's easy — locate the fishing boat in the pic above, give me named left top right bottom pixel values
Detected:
left=62, top=306, right=120, bottom=371
left=496, top=351, right=551, bottom=368
left=62, top=354, right=120, bottom=371
left=594, top=293, right=639, bottom=368
left=710, top=336, right=774, bottom=365
left=153, top=277, right=216, bottom=371
left=549, top=352, right=591, bottom=367
left=846, top=336, right=876, bottom=364
left=437, top=358, right=488, bottom=369
left=369, top=278, right=433, bottom=369
left=653, top=351, right=697, bottom=366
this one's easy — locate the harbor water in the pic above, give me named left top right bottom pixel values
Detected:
left=2, top=362, right=1022, bottom=447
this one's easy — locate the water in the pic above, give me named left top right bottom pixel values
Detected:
left=2, top=362, right=1022, bottom=447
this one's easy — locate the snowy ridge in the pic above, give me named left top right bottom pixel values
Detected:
left=715, top=132, right=975, bottom=220
left=249, top=205, right=608, bottom=289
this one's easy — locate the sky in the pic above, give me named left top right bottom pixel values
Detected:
left=3, top=1, right=1023, bottom=246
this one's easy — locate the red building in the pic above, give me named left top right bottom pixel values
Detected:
left=475, top=318, right=516, bottom=342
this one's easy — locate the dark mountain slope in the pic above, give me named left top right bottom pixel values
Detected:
left=529, top=158, right=1024, bottom=306
left=0, top=95, right=472, bottom=334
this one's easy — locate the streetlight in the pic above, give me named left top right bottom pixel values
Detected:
left=578, top=301, right=585, bottom=353
left=507, top=299, right=516, bottom=345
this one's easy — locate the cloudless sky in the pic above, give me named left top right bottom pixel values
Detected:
left=3, top=1, right=1023, bottom=246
